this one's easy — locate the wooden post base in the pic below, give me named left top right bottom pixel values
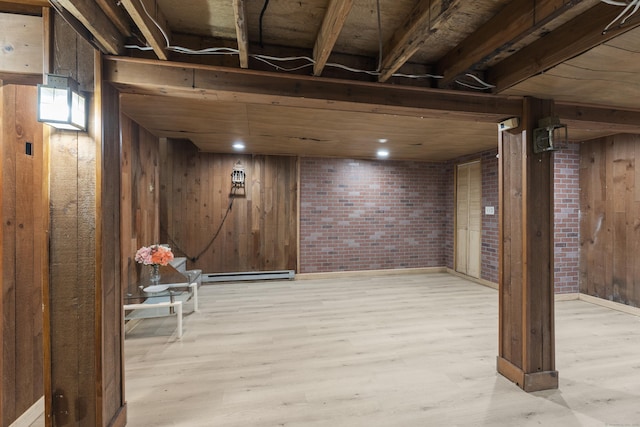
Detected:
left=497, top=357, right=558, bottom=392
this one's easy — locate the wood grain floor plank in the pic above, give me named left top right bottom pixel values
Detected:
left=117, top=273, right=640, bottom=426
left=31, top=273, right=640, bottom=426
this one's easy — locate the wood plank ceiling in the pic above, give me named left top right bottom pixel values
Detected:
left=7, top=0, right=640, bottom=161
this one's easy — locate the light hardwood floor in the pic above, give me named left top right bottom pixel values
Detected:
left=119, top=273, right=640, bottom=426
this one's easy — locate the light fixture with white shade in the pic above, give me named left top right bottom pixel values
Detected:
left=37, top=74, right=87, bottom=131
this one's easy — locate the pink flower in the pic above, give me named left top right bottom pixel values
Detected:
left=135, top=245, right=174, bottom=266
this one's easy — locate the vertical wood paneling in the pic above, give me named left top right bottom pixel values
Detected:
left=99, top=75, right=125, bottom=423
left=500, top=128, right=523, bottom=367
left=120, top=115, right=160, bottom=294
left=0, top=85, right=45, bottom=426
left=1, top=83, right=17, bottom=426
left=160, top=141, right=297, bottom=274
left=580, top=134, right=640, bottom=307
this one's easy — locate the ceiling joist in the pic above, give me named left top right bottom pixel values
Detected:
left=95, top=0, right=132, bottom=37
left=120, top=0, right=170, bottom=60
left=104, top=56, right=522, bottom=122
left=232, top=0, right=249, bottom=68
left=312, top=0, right=354, bottom=76
left=378, top=0, right=463, bottom=82
left=488, top=2, right=640, bottom=93
left=52, top=0, right=123, bottom=55
left=436, top=0, right=599, bottom=86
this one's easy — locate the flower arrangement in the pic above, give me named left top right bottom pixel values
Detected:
left=135, top=244, right=174, bottom=266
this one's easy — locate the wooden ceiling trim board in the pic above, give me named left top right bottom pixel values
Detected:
left=104, top=56, right=522, bottom=121
left=378, top=0, right=463, bottom=82
left=488, top=2, right=640, bottom=93
left=94, top=0, right=132, bottom=37
left=52, top=0, right=124, bottom=55
left=436, top=0, right=599, bottom=86
left=0, top=71, right=42, bottom=85
left=232, top=0, right=249, bottom=68
left=556, top=103, right=640, bottom=134
left=312, top=0, right=354, bottom=76
left=0, top=1, right=46, bottom=14
left=120, top=0, right=169, bottom=60
left=11, top=0, right=47, bottom=5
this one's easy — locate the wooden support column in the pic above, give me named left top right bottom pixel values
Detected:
left=44, top=12, right=125, bottom=426
left=497, top=97, right=558, bottom=392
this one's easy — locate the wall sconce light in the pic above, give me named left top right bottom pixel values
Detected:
left=37, top=74, right=87, bottom=131
left=231, top=161, right=246, bottom=188
left=533, top=116, right=567, bottom=154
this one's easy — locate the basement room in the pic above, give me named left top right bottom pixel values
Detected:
left=1, top=0, right=640, bottom=426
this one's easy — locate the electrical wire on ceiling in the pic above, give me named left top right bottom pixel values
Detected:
left=455, top=73, right=496, bottom=90
left=375, top=0, right=383, bottom=72
left=258, top=0, right=270, bottom=48
left=600, top=0, right=640, bottom=33
left=124, top=0, right=494, bottom=88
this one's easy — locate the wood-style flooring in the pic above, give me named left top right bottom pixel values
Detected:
left=119, top=273, right=640, bottom=426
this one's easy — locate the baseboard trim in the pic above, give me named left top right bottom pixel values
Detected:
left=578, top=293, right=640, bottom=317
left=9, top=396, right=43, bottom=427
left=555, top=292, right=579, bottom=301
left=296, top=267, right=447, bottom=280
left=445, top=269, right=498, bottom=290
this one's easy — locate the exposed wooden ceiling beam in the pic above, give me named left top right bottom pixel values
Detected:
left=312, top=0, right=354, bottom=76
left=51, top=0, right=123, bottom=54
left=556, top=103, right=640, bottom=134
left=95, top=0, right=132, bottom=37
left=488, top=2, right=640, bottom=93
left=104, top=56, right=522, bottom=122
left=378, top=0, right=463, bottom=83
left=120, top=0, right=169, bottom=60
left=436, top=0, right=598, bottom=86
left=232, top=0, right=249, bottom=68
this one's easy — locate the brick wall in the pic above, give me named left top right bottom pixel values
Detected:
left=480, top=150, right=499, bottom=283
left=299, top=158, right=449, bottom=273
left=299, top=146, right=580, bottom=292
left=553, top=142, right=580, bottom=293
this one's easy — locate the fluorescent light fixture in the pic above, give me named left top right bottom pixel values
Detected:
left=377, top=149, right=389, bottom=158
left=232, top=142, right=245, bottom=150
left=37, top=75, right=86, bottom=131
left=378, top=138, right=388, bottom=143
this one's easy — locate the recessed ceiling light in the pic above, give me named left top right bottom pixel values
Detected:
left=377, top=149, right=389, bottom=158
left=378, top=138, right=388, bottom=143
left=232, top=142, right=245, bottom=150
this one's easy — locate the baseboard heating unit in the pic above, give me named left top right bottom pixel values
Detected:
left=202, top=270, right=295, bottom=283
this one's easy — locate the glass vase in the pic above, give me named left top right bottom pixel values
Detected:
left=149, top=264, right=161, bottom=285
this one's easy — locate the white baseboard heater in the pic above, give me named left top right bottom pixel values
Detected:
left=202, top=270, right=295, bottom=283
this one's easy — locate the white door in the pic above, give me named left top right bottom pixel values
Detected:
left=456, top=161, right=481, bottom=278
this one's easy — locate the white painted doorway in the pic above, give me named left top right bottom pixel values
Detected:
left=455, top=160, right=481, bottom=278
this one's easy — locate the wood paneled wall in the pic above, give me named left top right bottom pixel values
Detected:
left=580, top=134, right=640, bottom=307
left=160, top=140, right=297, bottom=273
left=0, top=84, right=45, bottom=427
left=120, top=114, right=160, bottom=295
